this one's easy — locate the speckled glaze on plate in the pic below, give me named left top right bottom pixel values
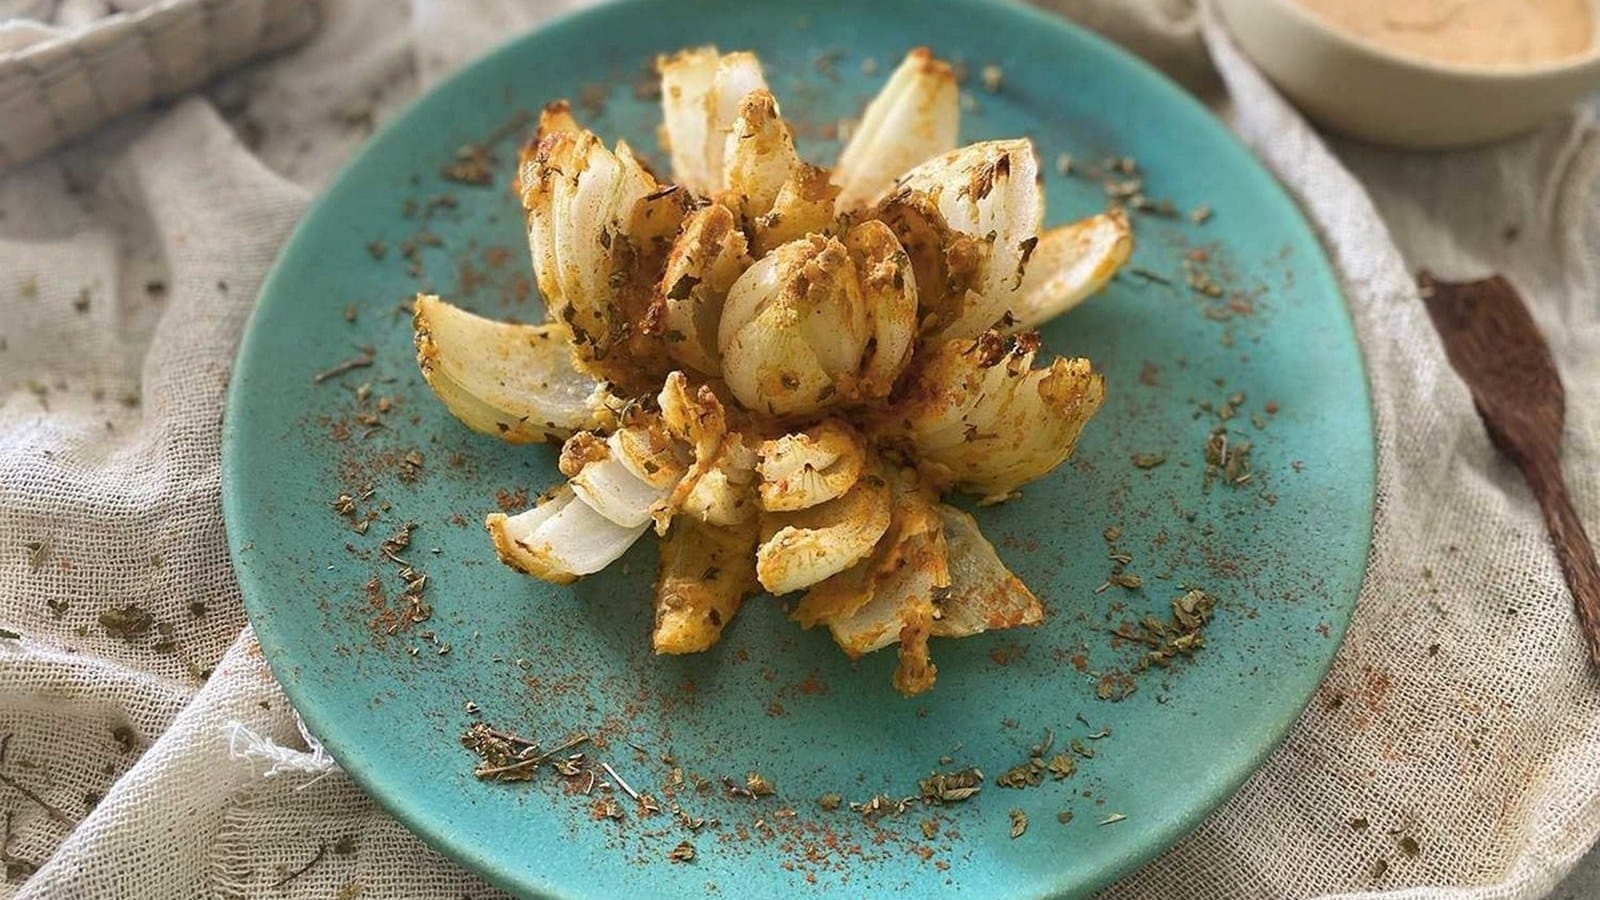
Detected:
left=221, top=1, right=1375, bottom=896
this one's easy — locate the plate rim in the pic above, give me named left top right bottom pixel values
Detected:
left=221, top=0, right=1378, bottom=896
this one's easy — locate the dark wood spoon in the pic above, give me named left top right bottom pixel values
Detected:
left=1419, top=271, right=1600, bottom=666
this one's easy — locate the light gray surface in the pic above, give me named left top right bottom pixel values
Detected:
left=1554, top=846, right=1600, bottom=899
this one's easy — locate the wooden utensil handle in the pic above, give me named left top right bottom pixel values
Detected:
left=1524, top=453, right=1600, bottom=666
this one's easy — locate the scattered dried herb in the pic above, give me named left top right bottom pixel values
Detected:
left=599, top=762, right=638, bottom=802
left=0, top=772, right=72, bottom=825
left=397, top=450, right=424, bottom=484
left=818, top=792, right=841, bottom=811
left=441, top=145, right=495, bottom=186
left=1131, top=453, right=1166, bottom=470
left=1129, top=266, right=1173, bottom=286
left=380, top=522, right=417, bottom=562
left=1172, top=589, right=1215, bottom=632
left=4, top=855, right=38, bottom=883
left=918, top=767, right=983, bottom=804
left=996, top=763, right=1041, bottom=789
left=1056, top=810, right=1074, bottom=824
left=111, top=725, right=138, bottom=754
left=1399, top=835, right=1420, bottom=857
left=1099, top=813, right=1126, bottom=826
left=99, top=604, right=153, bottom=641
left=271, top=843, right=329, bottom=888
left=667, top=841, right=696, bottom=863
left=850, top=793, right=914, bottom=819
left=1103, top=177, right=1142, bottom=201
left=1096, top=670, right=1137, bottom=702
left=1112, top=589, right=1217, bottom=674
left=1203, top=427, right=1254, bottom=489
left=744, top=771, right=775, bottom=797
left=1045, top=754, right=1076, bottom=780
left=460, top=723, right=590, bottom=782
left=1183, top=253, right=1223, bottom=298
left=1032, top=728, right=1056, bottom=756
left=1008, top=808, right=1028, bottom=839
left=23, top=541, right=50, bottom=573
left=313, top=348, right=376, bottom=384
left=1129, top=194, right=1177, bottom=218
left=441, top=110, right=531, bottom=186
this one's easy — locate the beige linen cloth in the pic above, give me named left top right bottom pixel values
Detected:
left=1, top=0, right=1597, bottom=897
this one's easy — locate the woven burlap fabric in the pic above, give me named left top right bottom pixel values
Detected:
left=0, top=1, right=1596, bottom=897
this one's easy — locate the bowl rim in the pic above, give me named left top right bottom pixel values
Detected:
left=1252, top=0, right=1600, bottom=81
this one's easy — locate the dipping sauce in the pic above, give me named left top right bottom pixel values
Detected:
left=1294, top=0, right=1594, bottom=69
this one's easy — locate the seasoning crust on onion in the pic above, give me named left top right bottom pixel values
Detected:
left=415, top=47, right=1133, bottom=695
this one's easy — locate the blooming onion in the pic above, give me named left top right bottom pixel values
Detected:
left=415, top=47, right=1133, bottom=695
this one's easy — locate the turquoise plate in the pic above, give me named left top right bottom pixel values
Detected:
left=223, top=0, right=1374, bottom=896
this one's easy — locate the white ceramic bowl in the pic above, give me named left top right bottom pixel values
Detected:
left=1216, top=0, right=1600, bottom=148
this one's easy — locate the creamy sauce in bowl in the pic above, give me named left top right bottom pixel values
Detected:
left=1294, top=0, right=1594, bottom=69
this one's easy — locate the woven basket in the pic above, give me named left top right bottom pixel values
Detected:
left=0, top=0, right=322, bottom=168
